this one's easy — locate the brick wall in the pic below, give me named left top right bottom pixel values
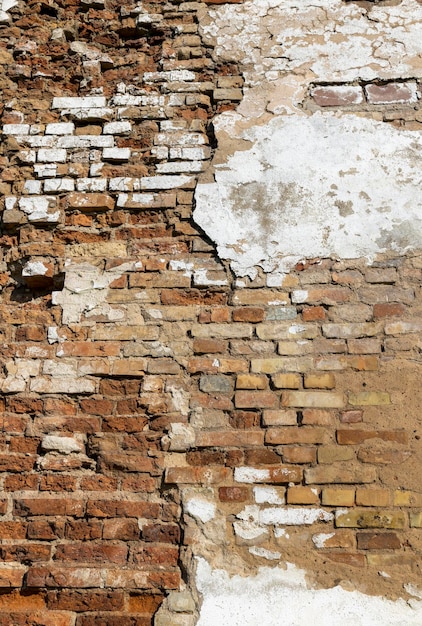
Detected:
left=1, top=0, right=422, bottom=624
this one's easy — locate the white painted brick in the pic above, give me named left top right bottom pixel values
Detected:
left=3, top=123, right=30, bottom=134
left=19, top=196, right=60, bottom=222
left=157, top=160, right=205, bottom=173
left=140, top=175, right=193, bottom=190
left=30, top=124, right=44, bottom=135
left=17, top=149, right=36, bottom=163
left=44, top=178, right=75, bottom=193
left=234, top=467, right=271, bottom=483
left=116, top=193, right=155, bottom=208
left=23, top=180, right=42, bottom=194
left=52, top=96, right=106, bottom=109
left=34, top=164, right=57, bottom=178
left=59, top=108, right=113, bottom=122
left=103, top=121, right=132, bottom=134
left=16, top=136, right=55, bottom=147
left=259, top=507, right=333, bottom=526
left=37, top=148, right=67, bottom=163
left=154, top=132, right=206, bottom=146
left=170, top=146, right=211, bottom=160
left=109, top=177, right=135, bottom=191
left=57, top=135, right=114, bottom=148
left=143, top=69, right=195, bottom=83
left=5, top=196, right=17, bottom=210
left=151, top=147, right=169, bottom=159
left=45, top=122, right=75, bottom=135
left=76, top=178, right=107, bottom=192
left=103, top=147, right=131, bottom=161
left=90, top=163, right=104, bottom=177
left=168, top=94, right=186, bottom=107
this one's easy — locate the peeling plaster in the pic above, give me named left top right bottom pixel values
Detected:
left=194, top=113, right=422, bottom=278
left=52, top=262, right=128, bottom=324
left=195, top=558, right=422, bottom=626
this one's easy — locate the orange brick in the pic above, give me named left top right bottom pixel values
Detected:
left=302, top=409, right=335, bottom=426
left=236, top=374, right=268, bottom=389
left=287, top=486, right=319, bottom=504
left=337, top=429, right=407, bottom=445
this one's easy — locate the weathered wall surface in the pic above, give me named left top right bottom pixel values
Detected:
left=0, top=0, right=422, bottom=624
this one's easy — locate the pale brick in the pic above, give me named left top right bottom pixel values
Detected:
left=281, top=391, right=344, bottom=408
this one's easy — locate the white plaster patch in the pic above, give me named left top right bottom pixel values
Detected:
left=195, top=558, right=422, bottom=626
left=249, top=547, right=281, bottom=560
left=259, top=507, right=333, bottom=526
left=185, top=498, right=216, bottom=523
left=253, top=486, right=285, bottom=505
left=194, top=114, right=422, bottom=278
left=52, top=263, right=126, bottom=324
left=312, top=532, right=335, bottom=549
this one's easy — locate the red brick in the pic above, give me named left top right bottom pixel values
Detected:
left=211, top=308, right=230, bottom=322
left=336, top=429, right=407, bottom=445
left=365, top=82, right=416, bottom=104
left=55, top=543, right=127, bottom=564
left=13, top=499, right=84, bottom=518
left=0, top=544, right=51, bottom=563
left=132, top=544, right=179, bottom=567
left=229, top=410, right=260, bottom=429
left=340, top=410, right=363, bottom=423
left=6, top=397, right=43, bottom=414
left=193, top=338, right=228, bottom=354
left=161, top=289, right=227, bottom=306
left=40, top=476, right=77, bottom=492
left=357, top=532, right=401, bottom=550
left=86, top=501, right=160, bottom=519
left=324, top=553, right=365, bottom=567
left=219, top=486, right=249, bottom=502
left=235, top=390, right=278, bottom=409
left=142, top=524, right=180, bottom=544
left=65, top=520, right=102, bottom=541
left=27, top=520, right=65, bottom=540
left=232, top=307, right=265, bottom=322
left=76, top=616, right=152, bottom=626
left=302, top=306, right=326, bottom=321
left=373, top=303, right=406, bottom=318
left=281, top=446, right=317, bottom=464
left=0, top=522, right=27, bottom=539
left=47, top=590, right=124, bottom=612
left=4, top=475, right=39, bottom=491
left=103, top=519, right=140, bottom=540
left=311, top=85, right=363, bottom=106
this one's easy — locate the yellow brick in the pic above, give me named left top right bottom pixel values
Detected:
left=272, top=373, right=301, bottom=389
left=335, top=509, right=405, bottom=529
left=410, top=512, right=422, bottom=528
left=282, top=391, right=344, bottom=408
left=322, top=488, right=355, bottom=507
left=236, top=374, right=268, bottom=390
left=318, top=446, right=354, bottom=464
left=356, top=489, right=391, bottom=507
left=304, top=373, right=335, bottom=389
left=348, top=392, right=390, bottom=406
left=394, top=491, right=422, bottom=507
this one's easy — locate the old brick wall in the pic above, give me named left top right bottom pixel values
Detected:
left=0, top=0, right=422, bottom=624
